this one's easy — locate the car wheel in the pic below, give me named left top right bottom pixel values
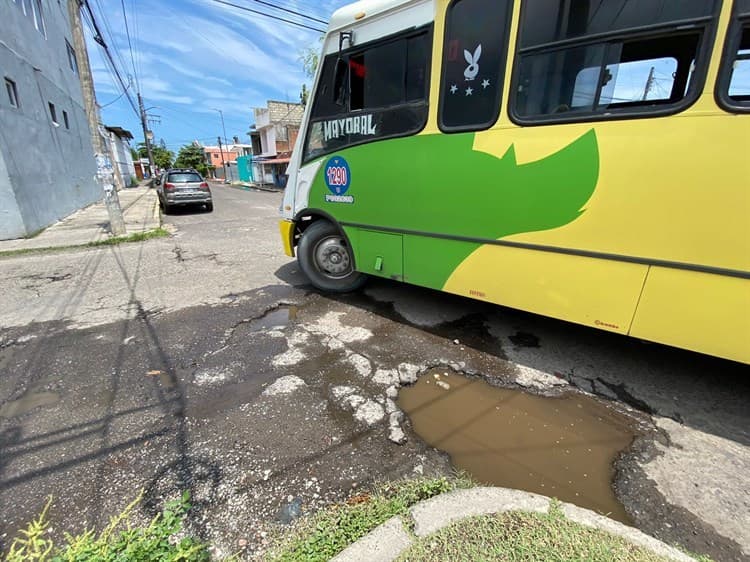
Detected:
left=298, top=220, right=367, bottom=293
left=205, top=202, right=213, bottom=212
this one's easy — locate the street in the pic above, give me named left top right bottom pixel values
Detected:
left=0, top=184, right=748, bottom=561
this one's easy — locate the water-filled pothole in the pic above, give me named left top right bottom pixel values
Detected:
left=248, top=306, right=298, bottom=332
left=398, top=370, right=637, bottom=523
left=0, top=391, right=60, bottom=418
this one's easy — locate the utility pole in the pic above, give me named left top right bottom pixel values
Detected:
left=138, top=92, right=155, bottom=178
left=67, top=0, right=125, bottom=235
left=641, top=66, right=656, bottom=101
left=213, top=108, right=228, bottom=146
left=217, top=136, right=227, bottom=182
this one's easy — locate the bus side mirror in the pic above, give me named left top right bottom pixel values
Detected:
left=333, top=58, right=348, bottom=106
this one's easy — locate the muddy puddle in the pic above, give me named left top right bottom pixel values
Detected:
left=248, top=306, right=298, bottom=332
left=398, top=370, right=636, bottom=523
left=0, top=392, right=60, bottom=418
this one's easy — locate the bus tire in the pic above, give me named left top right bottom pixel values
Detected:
left=298, top=220, right=367, bottom=293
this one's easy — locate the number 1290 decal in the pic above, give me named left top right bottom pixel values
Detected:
left=326, top=166, right=348, bottom=187
left=323, top=156, right=352, bottom=199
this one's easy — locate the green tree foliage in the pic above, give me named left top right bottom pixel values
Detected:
left=298, top=37, right=322, bottom=107
left=299, top=42, right=320, bottom=80
left=136, top=141, right=174, bottom=170
left=174, top=144, right=208, bottom=176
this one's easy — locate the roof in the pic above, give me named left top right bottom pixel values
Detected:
left=329, top=0, right=417, bottom=31
left=104, top=126, right=134, bottom=140
left=202, top=145, right=251, bottom=152
left=257, top=157, right=290, bottom=165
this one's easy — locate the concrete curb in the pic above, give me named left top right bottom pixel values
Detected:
left=331, top=487, right=694, bottom=562
left=224, top=182, right=283, bottom=193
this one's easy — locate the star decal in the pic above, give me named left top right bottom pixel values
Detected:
left=465, top=87, right=473, bottom=96
left=450, top=84, right=458, bottom=94
left=482, top=79, right=490, bottom=89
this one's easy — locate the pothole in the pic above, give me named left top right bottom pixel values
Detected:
left=398, top=369, right=638, bottom=523
left=0, top=391, right=60, bottom=418
left=247, top=306, right=299, bottom=332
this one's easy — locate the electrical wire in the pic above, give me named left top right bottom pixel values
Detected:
left=207, top=0, right=326, bottom=33
left=120, top=0, right=141, bottom=92
left=92, top=0, right=132, bottom=87
left=99, top=87, right=129, bottom=108
left=248, top=0, right=327, bottom=25
left=81, top=0, right=139, bottom=117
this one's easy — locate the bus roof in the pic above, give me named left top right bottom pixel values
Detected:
left=328, top=0, right=419, bottom=32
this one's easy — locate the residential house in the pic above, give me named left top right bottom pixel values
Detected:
left=201, top=142, right=252, bottom=182
left=252, top=100, right=304, bottom=186
left=104, top=126, right=136, bottom=187
left=0, top=0, right=101, bottom=240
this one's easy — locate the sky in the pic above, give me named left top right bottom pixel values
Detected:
left=85, top=0, right=350, bottom=153
left=86, top=1, right=750, bottom=155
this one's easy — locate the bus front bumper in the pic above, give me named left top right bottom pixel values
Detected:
left=279, top=219, right=295, bottom=257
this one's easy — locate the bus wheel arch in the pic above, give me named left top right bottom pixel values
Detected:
left=295, top=216, right=366, bottom=293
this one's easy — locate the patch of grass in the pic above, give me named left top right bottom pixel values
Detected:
left=0, top=228, right=169, bottom=258
left=86, top=227, right=169, bottom=247
left=3, top=491, right=213, bottom=562
left=266, top=475, right=474, bottom=562
left=396, top=503, right=702, bottom=562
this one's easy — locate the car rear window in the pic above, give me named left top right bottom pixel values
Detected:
left=168, top=172, right=202, bottom=183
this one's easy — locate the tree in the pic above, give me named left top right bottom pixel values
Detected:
left=298, top=37, right=322, bottom=107
left=173, top=144, right=208, bottom=176
left=299, top=41, right=321, bottom=80
left=136, top=141, right=174, bottom=170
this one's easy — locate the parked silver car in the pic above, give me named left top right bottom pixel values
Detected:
left=156, top=169, right=213, bottom=213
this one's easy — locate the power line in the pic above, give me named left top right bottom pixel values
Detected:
left=99, top=87, right=129, bottom=108
left=81, top=0, right=139, bottom=117
left=248, top=0, right=327, bottom=25
left=81, top=9, right=133, bottom=107
left=207, top=0, right=326, bottom=33
left=92, top=0, right=132, bottom=86
left=120, top=0, right=140, bottom=91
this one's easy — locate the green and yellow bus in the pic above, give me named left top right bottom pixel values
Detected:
left=279, top=0, right=750, bottom=364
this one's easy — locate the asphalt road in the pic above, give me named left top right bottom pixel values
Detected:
left=0, top=183, right=748, bottom=561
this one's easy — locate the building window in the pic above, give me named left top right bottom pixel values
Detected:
left=511, top=0, right=719, bottom=124
left=32, top=0, right=45, bottom=35
left=21, top=0, right=45, bottom=36
left=63, top=110, right=70, bottom=129
left=5, top=78, right=19, bottom=108
left=66, top=40, right=78, bottom=74
left=438, top=0, right=513, bottom=132
left=49, top=102, right=58, bottom=125
left=213, top=153, right=219, bottom=158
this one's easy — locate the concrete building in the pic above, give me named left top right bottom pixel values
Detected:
left=104, top=126, right=136, bottom=187
left=0, top=0, right=100, bottom=240
left=202, top=143, right=252, bottom=182
left=252, top=100, right=303, bottom=186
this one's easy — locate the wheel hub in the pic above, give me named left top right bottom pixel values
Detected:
left=314, top=237, right=351, bottom=277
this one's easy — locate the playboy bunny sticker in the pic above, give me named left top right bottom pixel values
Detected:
left=464, top=44, right=481, bottom=81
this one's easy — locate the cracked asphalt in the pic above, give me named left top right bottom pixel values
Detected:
left=0, top=184, right=748, bottom=561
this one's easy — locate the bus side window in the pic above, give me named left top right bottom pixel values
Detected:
left=511, top=0, right=720, bottom=124
left=438, top=0, right=513, bottom=132
left=302, top=27, right=433, bottom=163
left=717, top=0, right=750, bottom=112
left=729, top=28, right=750, bottom=100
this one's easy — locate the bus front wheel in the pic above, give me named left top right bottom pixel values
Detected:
left=298, top=220, right=366, bottom=293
